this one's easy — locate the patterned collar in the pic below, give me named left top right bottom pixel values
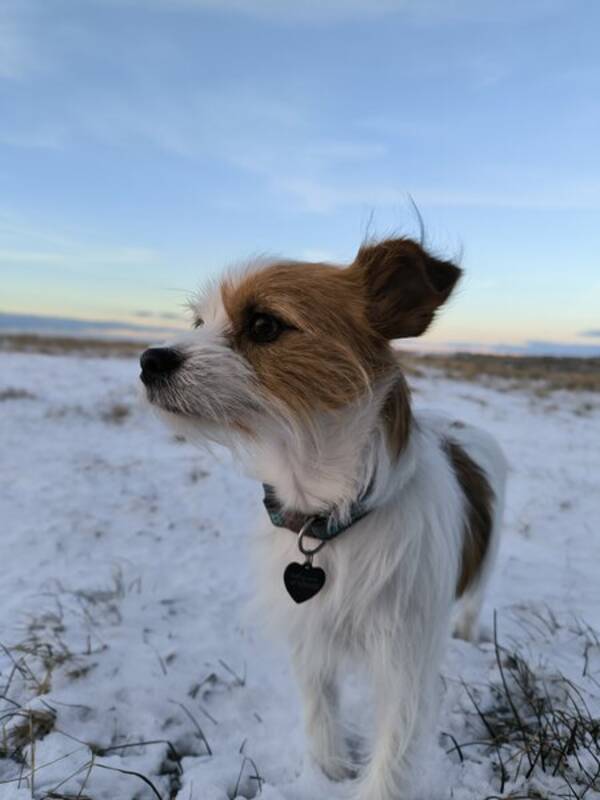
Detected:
left=262, top=483, right=372, bottom=541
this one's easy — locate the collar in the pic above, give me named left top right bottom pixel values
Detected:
left=262, top=483, right=372, bottom=541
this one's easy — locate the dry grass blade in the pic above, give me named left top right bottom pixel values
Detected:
left=75, top=751, right=95, bottom=799
left=94, top=763, right=163, bottom=800
left=44, top=759, right=95, bottom=797
left=95, top=738, right=183, bottom=775
left=457, top=612, right=600, bottom=799
left=230, top=754, right=264, bottom=799
left=0, top=747, right=88, bottom=787
left=169, top=700, right=212, bottom=756
left=0, top=707, right=56, bottom=761
left=461, top=680, right=508, bottom=792
left=440, top=731, right=464, bottom=762
left=493, top=613, right=534, bottom=771
left=218, top=659, right=246, bottom=687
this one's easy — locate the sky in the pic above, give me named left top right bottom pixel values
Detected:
left=1, top=0, right=599, bottom=352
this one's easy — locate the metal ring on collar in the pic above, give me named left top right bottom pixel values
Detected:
left=298, top=517, right=328, bottom=556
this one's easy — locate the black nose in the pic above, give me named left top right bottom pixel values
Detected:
left=140, top=347, right=183, bottom=384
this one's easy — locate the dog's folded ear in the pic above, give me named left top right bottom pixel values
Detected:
left=351, top=238, right=462, bottom=339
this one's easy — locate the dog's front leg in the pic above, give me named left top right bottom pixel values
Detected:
left=354, top=634, right=440, bottom=800
left=292, top=642, right=351, bottom=782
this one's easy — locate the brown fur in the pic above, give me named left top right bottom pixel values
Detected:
left=221, top=261, right=394, bottom=418
left=381, top=372, right=413, bottom=459
left=350, top=238, right=462, bottom=339
left=444, top=438, right=495, bottom=597
left=220, top=239, right=460, bottom=455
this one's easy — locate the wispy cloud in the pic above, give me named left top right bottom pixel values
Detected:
left=62, top=84, right=593, bottom=215
left=268, top=176, right=600, bottom=214
left=3, top=2, right=596, bottom=220
left=0, top=212, right=162, bottom=274
left=122, top=0, right=411, bottom=23
left=0, top=125, right=64, bottom=150
left=0, top=311, right=182, bottom=338
left=271, top=177, right=400, bottom=213
left=125, top=0, right=572, bottom=25
left=0, top=247, right=160, bottom=267
left=0, top=1, right=38, bottom=79
left=133, top=309, right=181, bottom=321
left=300, top=248, right=342, bottom=263
left=580, top=330, right=600, bottom=338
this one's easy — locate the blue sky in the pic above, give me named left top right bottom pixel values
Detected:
left=1, top=0, right=599, bottom=351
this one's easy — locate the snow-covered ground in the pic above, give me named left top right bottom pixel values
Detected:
left=1, top=351, right=599, bottom=800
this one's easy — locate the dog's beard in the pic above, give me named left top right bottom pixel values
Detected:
left=143, top=363, right=322, bottom=483
left=145, top=376, right=263, bottom=449
left=144, top=344, right=261, bottom=423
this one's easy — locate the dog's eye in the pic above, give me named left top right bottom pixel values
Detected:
left=192, top=318, right=204, bottom=329
left=248, top=312, right=284, bottom=344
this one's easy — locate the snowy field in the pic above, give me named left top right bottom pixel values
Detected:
left=1, top=349, right=599, bottom=800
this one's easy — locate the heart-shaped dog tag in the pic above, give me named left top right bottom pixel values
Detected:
left=284, top=562, right=326, bottom=603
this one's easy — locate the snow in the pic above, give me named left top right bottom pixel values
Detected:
left=1, top=350, right=599, bottom=799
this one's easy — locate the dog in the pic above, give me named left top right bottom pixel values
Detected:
left=140, top=237, right=507, bottom=800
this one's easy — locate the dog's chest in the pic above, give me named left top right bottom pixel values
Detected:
left=259, top=521, right=384, bottom=640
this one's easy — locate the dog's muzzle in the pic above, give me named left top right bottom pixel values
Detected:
left=140, top=347, right=184, bottom=386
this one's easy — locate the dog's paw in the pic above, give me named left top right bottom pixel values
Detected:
left=452, top=610, right=483, bottom=642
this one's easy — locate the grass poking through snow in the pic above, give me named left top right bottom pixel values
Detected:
left=448, top=612, right=600, bottom=799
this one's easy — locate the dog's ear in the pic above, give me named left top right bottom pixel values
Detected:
left=352, top=238, right=462, bottom=339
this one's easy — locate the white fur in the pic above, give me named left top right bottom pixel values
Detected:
left=253, top=411, right=507, bottom=800
left=144, top=276, right=508, bottom=800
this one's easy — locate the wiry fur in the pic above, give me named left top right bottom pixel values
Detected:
left=141, top=238, right=508, bottom=800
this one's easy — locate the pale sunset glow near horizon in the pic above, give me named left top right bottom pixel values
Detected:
left=1, top=0, right=599, bottom=354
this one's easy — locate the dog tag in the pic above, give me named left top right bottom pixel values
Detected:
left=284, top=561, right=326, bottom=603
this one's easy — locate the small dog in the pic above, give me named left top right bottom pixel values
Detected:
left=140, top=237, right=507, bottom=800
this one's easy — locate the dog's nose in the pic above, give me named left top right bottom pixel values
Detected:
left=140, top=347, right=183, bottom=383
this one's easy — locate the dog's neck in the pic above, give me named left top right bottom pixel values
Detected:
left=246, top=376, right=416, bottom=519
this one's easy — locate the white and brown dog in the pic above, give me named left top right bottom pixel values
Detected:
left=140, top=238, right=507, bottom=800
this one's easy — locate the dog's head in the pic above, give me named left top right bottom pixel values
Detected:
left=140, top=238, right=461, bottom=446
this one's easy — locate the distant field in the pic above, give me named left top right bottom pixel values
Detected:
left=2, top=333, right=598, bottom=393
left=0, top=333, right=147, bottom=358
left=402, top=351, right=600, bottom=393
